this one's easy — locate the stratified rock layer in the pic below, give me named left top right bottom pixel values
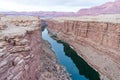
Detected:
left=0, top=15, right=71, bottom=80
left=47, top=16, right=120, bottom=80
left=0, top=15, right=41, bottom=80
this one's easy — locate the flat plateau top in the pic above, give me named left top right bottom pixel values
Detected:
left=52, top=14, right=120, bottom=23
left=0, top=15, right=40, bottom=40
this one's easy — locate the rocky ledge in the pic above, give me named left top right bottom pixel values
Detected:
left=0, top=15, right=70, bottom=80
left=0, top=15, right=41, bottom=80
left=47, top=14, right=120, bottom=80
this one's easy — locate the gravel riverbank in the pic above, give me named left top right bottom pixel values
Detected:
left=40, top=41, right=71, bottom=80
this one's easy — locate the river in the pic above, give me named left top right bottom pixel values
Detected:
left=42, top=28, right=100, bottom=80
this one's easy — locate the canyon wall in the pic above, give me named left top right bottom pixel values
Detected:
left=0, top=15, right=42, bottom=80
left=47, top=17, right=120, bottom=80
left=0, top=15, right=71, bottom=80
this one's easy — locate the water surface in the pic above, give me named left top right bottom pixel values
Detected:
left=42, top=29, right=100, bottom=80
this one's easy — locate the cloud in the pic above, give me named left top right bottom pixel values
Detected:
left=5, top=0, right=115, bottom=7
left=4, top=0, right=68, bottom=6
left=64, top=0, right=115, bottom=7
left=0, top=0, right=115, bottom=12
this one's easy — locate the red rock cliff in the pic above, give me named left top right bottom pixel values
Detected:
left=47, top=16, right=120, bottom=80
left=0, top=15, right=41, bottom=80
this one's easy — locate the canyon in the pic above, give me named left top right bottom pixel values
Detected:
left=0, top=15, right=70, bottom=80
left=0, top=0, right=120, bottom=80
left=47, top=14, right=120, bottom=80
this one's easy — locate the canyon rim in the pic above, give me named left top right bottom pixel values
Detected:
left=0, top=0, right=120, bottom=80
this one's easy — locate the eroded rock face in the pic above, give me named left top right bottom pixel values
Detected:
left=49, top=20, right=120, bottom=51
left=0, top=15, right=71, bottom=80
left=47, top=18, right=120, bottom=80
left=0, top=15, right=41, bottom=80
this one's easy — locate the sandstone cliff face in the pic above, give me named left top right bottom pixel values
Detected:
left=0, top=15, right=41, bottom=80
left=0, top=15, right=71, bottom=80
left=47, top=18, right=120, bottom=80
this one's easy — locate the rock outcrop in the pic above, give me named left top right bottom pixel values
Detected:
left=0, top=15, right=41, bottom=80
left=0, top=15, right=71, bottom=80
left=47, top=15, right=120, bottom=80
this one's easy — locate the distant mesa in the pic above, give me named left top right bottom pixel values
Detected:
left=77, top=0, right=120, bottom=16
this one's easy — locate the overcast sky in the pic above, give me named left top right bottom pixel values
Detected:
left=0, top=0, right=115, bottom=12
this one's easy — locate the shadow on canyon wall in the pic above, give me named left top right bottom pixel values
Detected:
left=57, top=40, right=100, bottom=80
left=41, top=20, right=48, bottom=31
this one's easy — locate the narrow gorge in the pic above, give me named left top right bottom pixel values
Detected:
left=0, top=14, right=120, bottom=80
left=0, top=0, right=120, bottom=80
left=42, top=28, right=100, bottom=80
left=47, top=15, right=120, bottom=80
left=0, top=15, right=70, bottom=80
